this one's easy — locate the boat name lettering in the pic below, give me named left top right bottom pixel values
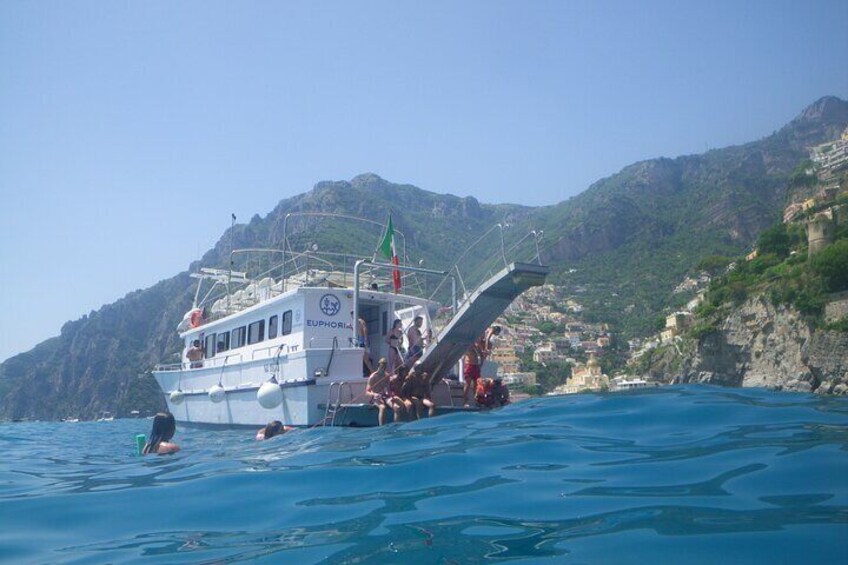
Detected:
left=307, top=320, right=354, bottom=330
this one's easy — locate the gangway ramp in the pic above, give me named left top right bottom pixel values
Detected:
left=418, top=262, right=550, bottom=381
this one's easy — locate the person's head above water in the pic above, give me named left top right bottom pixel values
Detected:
left=142, top=412, right=178, bottom=455
left=151, top=412, right=176, bottom=441
left=264, top=420, right=283, bottom=439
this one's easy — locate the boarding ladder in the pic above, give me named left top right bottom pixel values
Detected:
left=322, top=381, right=355, bottom=427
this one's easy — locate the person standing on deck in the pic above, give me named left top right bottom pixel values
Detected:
left=186, top=340, right=203, bottom=368
left=405, top=316, right=426, bottom=364
left=482, top=325, right=501, bottom=359
left=353, top=312, right=373, bottom=376
left=462, top=338, right=483, bottom=406
left=386, top=319, right=404, bottom=374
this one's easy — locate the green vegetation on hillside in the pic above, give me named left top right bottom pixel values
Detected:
left=692, top=215, right=848, bottom=334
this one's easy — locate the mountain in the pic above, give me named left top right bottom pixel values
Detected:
left=2, top=96, right=847, bottom=420
left=537, top=95, right=848, bottom=334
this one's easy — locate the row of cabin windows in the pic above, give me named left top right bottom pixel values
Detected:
left=202, top=310, right=293, bottom=357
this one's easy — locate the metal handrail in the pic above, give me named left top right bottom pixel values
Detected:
left=280, top=212, right=408, bottom=291
left=427, top=223, right=508, bottom=304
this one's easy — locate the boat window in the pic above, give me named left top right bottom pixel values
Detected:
left=381, top=311, right=388, bottom=336
left=216, top=332, right=230, bottom=353
left=268, top=315, right=278, bottom=339
left=204, top=333, right=216, bottom=357
left=281, top=310, right=293, bottom=336
left=248, top=320, right=265, bottom=345
left=231, top=326, right=246, bottom=349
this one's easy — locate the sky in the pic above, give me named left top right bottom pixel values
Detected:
left=1, top=0, right=847, bottom=363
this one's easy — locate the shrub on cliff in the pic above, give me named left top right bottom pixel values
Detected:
left=810, top=240, right=848, bottom=292
left=756, top=223, right=806, bottom=259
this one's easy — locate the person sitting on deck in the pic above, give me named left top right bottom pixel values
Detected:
left=256, top=420, right=292, bottom=440
left=388, top=365, right=413, bottom=422
left=366, top=358, right=391, bottom=426
left=406, top=365, right=437, bottom=419
left=475, top=377, right=511, bottom=409
left=475, top=378, right=496, bottom=408
left=186, top=339, right=203, bottom=369
left=493, top=377, right=510, bottom=406
left=142, top=412, right=180, bottom=455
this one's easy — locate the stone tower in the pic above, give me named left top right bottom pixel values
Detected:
left=807, top=212, right=835, bottom=255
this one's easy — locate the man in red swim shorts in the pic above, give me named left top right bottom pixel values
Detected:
left=462, top=338, right=483, bottom=406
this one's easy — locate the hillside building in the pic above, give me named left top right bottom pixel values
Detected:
left=533, top=344, right=559, bottom=364
left=551, top=355, right=609, bottom=394
left=811, top=127, right=848, bottom=178
left=501, top=372, right=537, bottom=388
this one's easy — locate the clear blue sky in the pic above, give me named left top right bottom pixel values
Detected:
left=1, top=0, right=846, bottom=362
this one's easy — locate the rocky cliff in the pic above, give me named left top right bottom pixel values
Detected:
left=669, top=295, right=848, bottom=394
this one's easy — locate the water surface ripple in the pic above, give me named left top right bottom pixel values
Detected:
left=1, top=385, right=846, bottom=563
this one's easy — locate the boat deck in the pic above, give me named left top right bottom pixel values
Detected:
left=327, top=403, right=479, bottom=427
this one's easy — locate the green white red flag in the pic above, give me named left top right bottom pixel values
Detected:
left=378, top=214, right=402, bottom=292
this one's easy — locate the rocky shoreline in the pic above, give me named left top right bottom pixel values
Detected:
left=664, top=295, right=848, bottom=394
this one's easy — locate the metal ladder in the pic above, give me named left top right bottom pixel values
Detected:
left=440, top=379, right=457, bottom=407
left=323, top=381, right=354, bottom=427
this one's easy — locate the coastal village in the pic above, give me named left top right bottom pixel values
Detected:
left=493, top=126, right=848, bottom=397
left=475, top=281, right=624, bottom=396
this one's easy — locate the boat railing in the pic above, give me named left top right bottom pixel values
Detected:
left=191, top=215, right=544, bottom=324
left=427, top=227, right=545, bottom=310
left=212, top=246, right=448, bottom=307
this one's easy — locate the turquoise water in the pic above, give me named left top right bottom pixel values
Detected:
left=1, top=385, right=846, bottom=564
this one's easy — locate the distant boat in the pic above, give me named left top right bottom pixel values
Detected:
left=610, top=377, right=657, bottom=391
left=152, top=213, right=549, bottom=428
left=96, top=411, right=114, bottom=422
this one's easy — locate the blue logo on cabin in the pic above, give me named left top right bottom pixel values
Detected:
left=319, top=294, right=341, bottom=317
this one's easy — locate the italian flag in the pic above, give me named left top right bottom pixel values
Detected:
left=378, top=214, right=402, bottom=292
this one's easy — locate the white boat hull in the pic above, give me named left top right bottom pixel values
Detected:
left=154, top=348, right=365, bottom=427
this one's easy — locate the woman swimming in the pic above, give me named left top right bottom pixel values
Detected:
left=142, top=412, right=180, bottom=455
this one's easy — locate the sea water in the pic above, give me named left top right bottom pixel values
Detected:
left=1, top=385, right=846, bottom=564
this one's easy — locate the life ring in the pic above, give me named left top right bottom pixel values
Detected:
left=189, top=309, right=203, bottom=328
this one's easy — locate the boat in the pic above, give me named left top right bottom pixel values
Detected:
left=152, top=213, right=549, bottom=427
left=610, top=376, right=657, bottom=391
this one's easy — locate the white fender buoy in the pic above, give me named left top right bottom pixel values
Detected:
left=209, top=384, right=226, bottom=403
left=257, top=381, right=282, bottom=409
left=169, top=390, right=185, bottom=405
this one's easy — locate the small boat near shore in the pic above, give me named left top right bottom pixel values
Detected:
left=610, top=376, right=657, bottom=391
left=153, top=213, right=548, bottom=428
